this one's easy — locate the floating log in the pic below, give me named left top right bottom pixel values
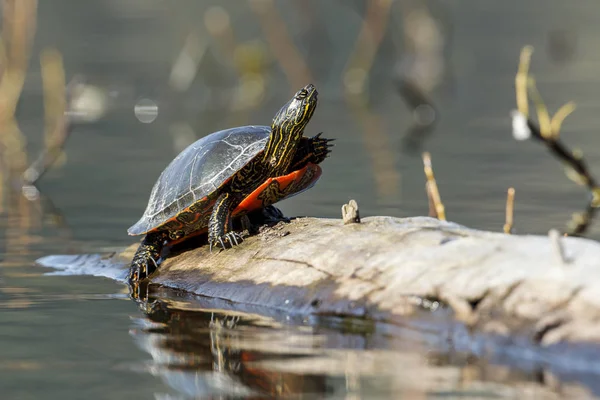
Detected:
left=38, top=202, right=600, bottom=348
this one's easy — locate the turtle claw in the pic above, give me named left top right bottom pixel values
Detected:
left=128, top=263, right=143, bottom=285
left=127, top=257, right=159, bottom=302
left=128, top=231, right=166, bottom=289
left=128, top=278, right=150, bottom=303
left=211, top=232, right=244, bottom=250
left=230, top=232, right=240, bottom=246
left=309, top=134, right=335, bottom=164
left=128, top=255, right=160, bottom=286
left=224, top=232, right=244, bottom=248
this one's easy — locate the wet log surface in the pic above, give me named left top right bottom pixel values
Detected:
left=52, top=214, right=600, bottom=348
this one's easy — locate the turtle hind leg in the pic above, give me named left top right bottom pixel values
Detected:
left=241, top=205, right=290, bottom=235
left=260, top=205, right=290, bottom=224
left=208, top=192, right=244, bottom=251
left=128, top=230, right=168, bottom=286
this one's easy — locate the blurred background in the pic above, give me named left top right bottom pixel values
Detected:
left=2, top=0, right=600, bottom=398
left=11, top=0, right=600, bottom=247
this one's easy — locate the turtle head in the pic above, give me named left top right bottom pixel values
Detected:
left=265, top=84, right=318, bottom=173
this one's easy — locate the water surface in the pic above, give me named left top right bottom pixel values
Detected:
left=3, top=1, right=600, bottom=398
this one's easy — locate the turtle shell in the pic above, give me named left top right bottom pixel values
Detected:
left=128, top=125, right=271, bottom=235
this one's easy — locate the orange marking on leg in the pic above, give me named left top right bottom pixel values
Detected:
left=234, top=163, right=322, bottom=215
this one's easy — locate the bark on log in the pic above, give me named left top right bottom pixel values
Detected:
left=38, top=213, right=600, bottom=347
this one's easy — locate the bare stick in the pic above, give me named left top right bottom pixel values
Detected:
left=504, top=187, right=515, bottom=234
left=548, top=229, right=567, bottom=265
left=425, top=182, right=437, bottom=218
left=422, top=152, right=445, bottom=221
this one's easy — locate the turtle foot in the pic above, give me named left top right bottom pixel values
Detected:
left=310, top=132, right=335, bottom=163
left=128, top=253, right=160, bottom=285
left=210, top=231, right=244, bottom=252
left=128, top=277, right=150, bottom=303
left=128, top=231, right=167, bottom=287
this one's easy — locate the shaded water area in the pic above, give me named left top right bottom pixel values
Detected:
left=3, top=0, right=600, bottom=398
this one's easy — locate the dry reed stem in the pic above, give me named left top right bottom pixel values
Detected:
left=550, top=102, right=577, bottom=139
left=425, top=181, right=436, bottom=218
left=503, top=187, right=515, bottom=234
left=422, top=152, right=445, bottom=221
left=527, top=80, right=552, bottom=139
left=515, top=45, right=533, bottom=118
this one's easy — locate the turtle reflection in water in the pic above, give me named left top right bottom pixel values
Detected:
left=127, top=84, right=333, bottom=290
left=133, top=295, right=328, bottom=397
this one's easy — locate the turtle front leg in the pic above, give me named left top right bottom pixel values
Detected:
left=289, top=133, right=334, bottom=171
left=128, top=230, right=168, bottom=285
left=208, top=192, right=244, bottom=251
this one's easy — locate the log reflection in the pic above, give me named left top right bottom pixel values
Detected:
left=127, top=286, right=597, bottom=399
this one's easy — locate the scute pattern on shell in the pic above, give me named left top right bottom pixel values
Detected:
left=128, top=125, right=270, bottom=235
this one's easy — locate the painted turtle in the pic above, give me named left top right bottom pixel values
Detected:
left=127, top=84, right=332, bottom=285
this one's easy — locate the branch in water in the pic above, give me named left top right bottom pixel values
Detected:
left=511, top=46, right=600, bottom=236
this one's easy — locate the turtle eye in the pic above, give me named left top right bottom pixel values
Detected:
left=296, top=89, right=308, bottom=100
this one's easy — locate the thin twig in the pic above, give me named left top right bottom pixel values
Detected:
left=515, top=45, right=533, bottom=118
left=526, top=119, right=598, bottom=188
left=566, top=206, right=597, bottom=237
left=550, top=102, right=576, bottom=140
left=504, top=187, right=515, bottom=234
left=527, top=80, right=552, bottom=139
left=425, top=181, right=437, bottom=218
left=422, top=152, right=445, bottom=221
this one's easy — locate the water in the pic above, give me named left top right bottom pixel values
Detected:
left=2, top=1, right=600, bottom=398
